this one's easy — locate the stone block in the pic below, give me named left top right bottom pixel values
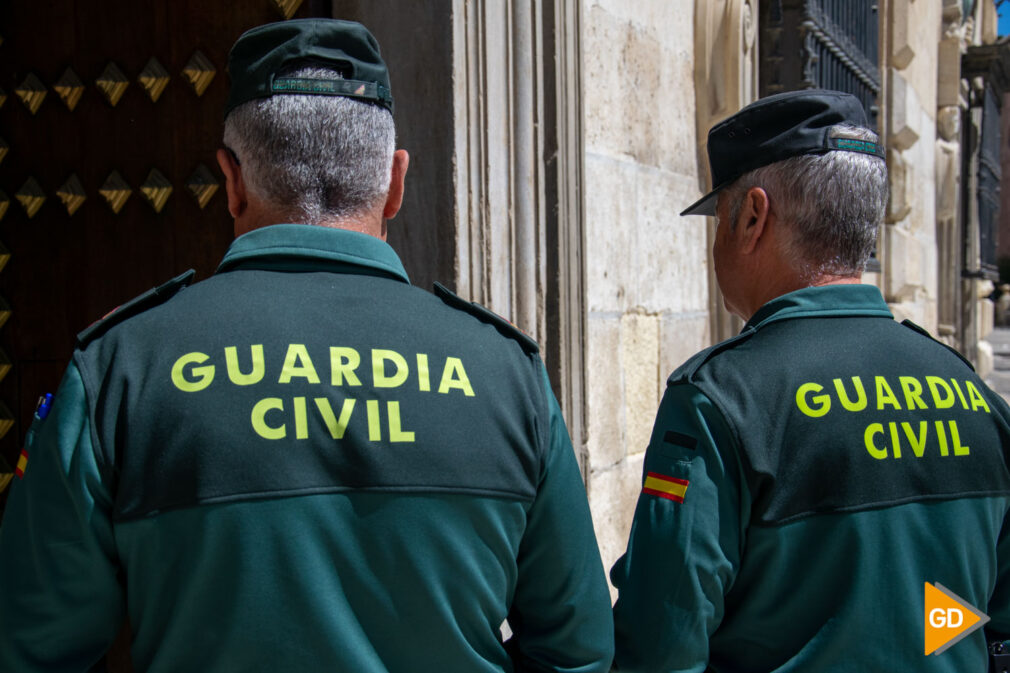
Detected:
left=884, top=224, right=925, bottom=305
left=889, top=0, right=916, bottom=70
left=659, top=313, right=710, bottom=381
left=977, top=339, right=994, bottom=380
left=584, top=154, right=708, bottom=315
left=980, top=294, right=995, bottom=342
left=588, top=452, right=646, bottom=596
left=937, top=38, right=962, bottom=108
left=620, top=311, right=661, bottom=458
left=583, top=1, right=697, bottom=176
left=886, top=149, right=912, bottom=224
left=586, top=314, right=626, bottom=470
left=888, top=72, right=921, bottom=152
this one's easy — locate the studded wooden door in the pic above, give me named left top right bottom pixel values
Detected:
left=0, top=1, right=330, bottom=514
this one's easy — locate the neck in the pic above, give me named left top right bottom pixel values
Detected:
left=739, top=272, right=862, bottom=321
left=235, top=200, right=387, bottom=241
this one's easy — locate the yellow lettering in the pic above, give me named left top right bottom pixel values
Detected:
left=935, top=420, right=949, bottom=457
left=439, top=357, right=476, bottom=397
left=951, top=420, right=970, bottom=456
left=899, top=377, right=928, bottom=410
left=902, top=421, right=928, bottom=458
left=373, top=349, right=409, bottom=388
left=315, top=398, right=356, bottom=439
left=889, top=422, right=902, bottom=459
left=965, top=381, right=991, bottom=414
left=279, top=344, right=320, bottom=384
left=293, top=396, right=308, bottom=439
left=367, top=400, right=382, bottom=441
left=225, top=345, right=265, bottom=385
left=796, top=382, right=830, bottom=417
left=171, top=352, right=215, bottom=392
left=865, top=423, right=887, bottom=459
left=875, top=377, right=901, bottom=410
left=251, top=398, right=285, bottom=439
left=926, top=376, right=955, bottom=409
left=833, top=377, right=867, bottom=412
left=950, top=379, right=969, bottom=409
left=387, top=401, right=415, bottom=442
left=330, top=347, right=362, bottom=386
left=417, top=354, right=431, bottom=392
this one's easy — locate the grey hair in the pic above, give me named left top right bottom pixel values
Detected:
left=223, top=66, right=395, bottom=224
left=723, top=123, right=887, bottom=279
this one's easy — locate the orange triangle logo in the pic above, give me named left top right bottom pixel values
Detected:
left=924, top=582, right=990, bottom=655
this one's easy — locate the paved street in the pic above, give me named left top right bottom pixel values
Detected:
left=986, top=327, right=1010, bottom=404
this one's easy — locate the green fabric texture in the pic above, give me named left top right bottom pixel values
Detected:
left=0, top=224, right=613, bottom=673
left=612, top=284, right=1010, bottom=672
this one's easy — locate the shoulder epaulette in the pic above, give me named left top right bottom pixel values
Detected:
left=668, top=327, right=757, bottom=385
left=77, top=269, right=196, bottom=348
left=900, top=319, right=975, bottom=371
left=433, top=282, right=539, bottom=354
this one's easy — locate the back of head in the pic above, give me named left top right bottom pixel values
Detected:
left=222, top=19, right=396, bottom=225
left=683, top=89, right=888, bottom=280
left=724, top=123, right=887, bottom=279
left=224, top=67, right=394, bottom=224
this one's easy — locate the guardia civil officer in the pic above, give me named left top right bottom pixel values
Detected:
left=0, top=19, right=613, bottom=672
left=610, top=89, right=1010, bottom=672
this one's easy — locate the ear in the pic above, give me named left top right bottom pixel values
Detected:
left=382, top=149, right=410, bottom=220
left=216, top=148, right=247, bottom=218
left=735, top=186, right=771, bottom=255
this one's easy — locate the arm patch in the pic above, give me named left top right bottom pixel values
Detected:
left=77, top=270, right=196, bottom=348
left=433, top=282, right=539, bottom=354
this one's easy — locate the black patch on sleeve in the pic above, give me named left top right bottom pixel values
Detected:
left=664, top=430, right=698, bottom=450
left=77, top=270, right=196, bottom=347
left=433, top=282, right=539, bottom=354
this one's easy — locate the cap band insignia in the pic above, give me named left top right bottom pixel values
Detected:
left=271, top=77, right=392, bottom=107
left=827, top=136, right=885, bottom=158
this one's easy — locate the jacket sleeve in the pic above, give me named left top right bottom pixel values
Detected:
left=0, top=360, right=125, bottom=672
left=610, top=382, right=746, bottom=673
left=506, top=366, right=615, bottom=673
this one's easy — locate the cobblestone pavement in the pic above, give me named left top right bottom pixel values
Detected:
left=985, top=327, right=1010, bottom=405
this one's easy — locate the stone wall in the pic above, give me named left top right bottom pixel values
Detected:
left=882, top=0, right=941, bottom=331
left=581, top=0, right=710, bottom=587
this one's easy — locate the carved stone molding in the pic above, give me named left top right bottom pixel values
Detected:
left=452, top=0, right=587, bottom=470
left=695, top=0, right=758, bottom=342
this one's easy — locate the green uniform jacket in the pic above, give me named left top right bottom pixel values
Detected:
left=611, top=284, right=1010, bottom=672
left=0, top=224, right=613, bottom=673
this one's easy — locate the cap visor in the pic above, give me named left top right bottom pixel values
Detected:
left=680, top=190, right=719, bottom=217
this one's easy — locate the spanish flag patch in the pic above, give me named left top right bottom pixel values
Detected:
left=14, top=449, right=27, bottom=479
left=643, top=471, right=689, bottom=503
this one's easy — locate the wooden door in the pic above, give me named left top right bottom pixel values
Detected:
left=0, top=1, right=329, bottom=668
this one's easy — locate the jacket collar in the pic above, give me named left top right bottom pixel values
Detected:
left=216, top=224, right=410, bottom=284
left=745, top=284, right=893, bottom=331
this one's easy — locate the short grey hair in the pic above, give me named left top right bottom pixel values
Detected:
left=223, top=66, right=395, bottom=224
left=723, top=123, right=887, bottom=279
